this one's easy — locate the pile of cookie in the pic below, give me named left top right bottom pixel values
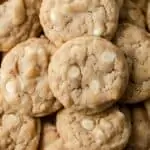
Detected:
left=0, top=0, right=150, bottom=150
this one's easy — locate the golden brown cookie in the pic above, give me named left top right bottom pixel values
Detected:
left=0, top=113, right=41, bottom=150
left=1, top=38, right=62, bottom=117
left=114, top=23, right=150, bottom=103
left=57, top=107, right=131, bottom=150
left=40, top=0, right=120, bottom=47
left=49, top=36, right=129, bottom=111
left=0, top=0, right=42, bottom=51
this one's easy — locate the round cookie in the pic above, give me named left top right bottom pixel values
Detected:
left=126, top=104, right=150, bottom=150
left=0, top=0, right=42, bottom=51
left=119, top=0, right=145, bottom=28
left=1, top=38, right=62, bottom=117
left=39, top=117, right=66, bottom=150
left=40, top=0, right=120, bottom=47
left=56, top=107, right=131, bottom=150
left=114, top=23, right=150, bottom=103
left=49, top=36, right=129, bottom=110
left=0, top=113, right=41, bottom=150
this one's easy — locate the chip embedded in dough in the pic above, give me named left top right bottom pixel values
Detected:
left=0, top=113, right=41, bottom=150
left=56, top=107, right=131, bottom=150
left=49, top=36, right=129, bottom=110
left=1, top=38, right=62, bottom=117
left=40, top=0, right=120, bottom=47
left=0, top=0, right=42, bottom=51
left=114, top=23, right=150, bottom=103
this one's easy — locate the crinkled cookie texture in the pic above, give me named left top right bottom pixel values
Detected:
left=40, top=0, right=119, bottom=47
left=0, top=113, right=41, bottom=150
left=49, top=36, right=129, bottom=110
left=39, top=118, right=66, bottom=150
left=0, top=0, right=42, bottom=52
left=126, top=104, right=150, bottom=150
left=1, top=38, right=62, bottom=117
left=57, top=107, right=131, bottom=150
left=114, top=23, right=150, bottom=103
left=119, top=0, right=145, bottom=28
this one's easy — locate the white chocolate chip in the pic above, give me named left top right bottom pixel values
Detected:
left=68, top=66, right=80, bottom=79
left=100, top=119, right=112, bottom=131
left=93, top=128, right=105, bottom=144
left=101, top=51, right=116, bottom=63
left=90, top=80, right=100, bottom=94
left=93, top=28, right=103, bottom=36
left=6, top=80, right=17, bottom=94
left=50, top=8, right=58, bottom=23
left=3, top=115, right=19, bottom=129
left=81, top=119, right=94, bottom=130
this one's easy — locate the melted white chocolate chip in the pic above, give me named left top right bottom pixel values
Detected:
left=101, top=51, right=116, bottom=63
left=93, top=28, right=103, bottom=36
left=81, top=118, right=94, bottom=130
left=90, top=80, right=100, bottom=94
left=3, top=115, right=19, bottom=130
left=6, top=80, right=17, bottom=94
left=68, top=66, right=80, bottom=79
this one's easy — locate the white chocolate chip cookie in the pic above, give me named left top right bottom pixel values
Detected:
left=126, top=104, right=150, bottom=150
left=0, top=0, right=42, bottom=51
left=114, top=23, right=150, bottom=103
left=0, top=113, right=41, bottom=150
left=39, top=117, right=66, bottom=150
left=120, top=0, right=146, bottom=28
left=40, top=0, right=120, bottom=47
left=56, top=107, right=131, bottom=150
left=1, top=38, right=62, bottom=117
left=49, top=36, right=129, bottom=111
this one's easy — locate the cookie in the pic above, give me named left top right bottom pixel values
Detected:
left=39, top=117, right=65, bottom=150
left=0, top=113, right=41, bottom=150
left=56, top=107, right=131, bottom=150
left=1, top=38, right=62, bottom=117
left=0, top=0, right=42, bottom=51
left=119, top=0, right=145, bottom=28
left=114, top=23, right=150, bottom=103
left=49, top=36, right=129, bottom=110
left=126, top=104, right=150, bottom=150
left=40, top=0, right=120, bottom=47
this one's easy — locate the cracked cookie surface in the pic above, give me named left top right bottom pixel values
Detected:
left=114, top=23, right=150, bottom=103
left=0, top=113, right=41, bottom=150
left=0, top=0, right=42, bottom=51
left=1, top=38, right=62, bottom=117
left=40, top=0, right=119, bottom=47
left=57, top=107, right=131, bottom=150
left=49, top=36, right=129, bottom=110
